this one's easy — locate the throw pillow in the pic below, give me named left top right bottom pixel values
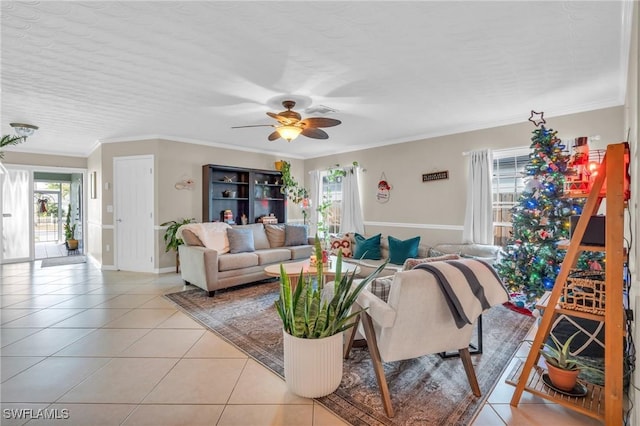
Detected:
left=284, top=224, right=308, bottom=246
left=180, top=229, right=203, bottom=247
left=369, top=276, right=394, bottom=302
left=265, top=224, right=286, bottom=247
left=402, top=254, right=460, bottom=271
left=353, top=233, right=382, bottom=260
left=330, top=233, right=353, bottom=258
left=179, top=222, right=230, bottom=253
left=233, top=223, right=270, bottom=250
left=227, top=228, right=255, bottom=253
left=388, top=235, right=421, bottom=265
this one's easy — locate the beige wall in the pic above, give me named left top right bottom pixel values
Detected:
left=304, top=106, right=625, bottom=246
left=86, top=146, right=103, bottom=266
left=3, top=151, right=86, bottom=169
left=94, top=139, right=304, bottom=271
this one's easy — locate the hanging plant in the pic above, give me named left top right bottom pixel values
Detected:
left=0, top=134, right=24, bottom=159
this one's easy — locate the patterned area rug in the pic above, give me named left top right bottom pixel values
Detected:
left=165, top=282, right=534, bottom=426
left=41, top=255, right=87, bottom=268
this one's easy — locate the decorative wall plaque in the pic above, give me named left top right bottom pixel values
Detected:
left=422, top=171, right=449, bottom=182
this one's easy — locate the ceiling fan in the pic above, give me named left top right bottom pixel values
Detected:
left=232, top=100, right=341, bottom=142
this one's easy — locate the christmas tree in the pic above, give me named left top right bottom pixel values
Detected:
left=495, top=119, right=600, bottom=309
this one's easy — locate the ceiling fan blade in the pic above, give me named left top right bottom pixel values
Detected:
left=299, top=117, right=342, bottom=128
left=231, top=124, right=275, bottom=129
left=267, top=112, right=296, bottom=126
left=268, top=131, right=281, bottom=141
left=301, top=128, right=329, bottom=139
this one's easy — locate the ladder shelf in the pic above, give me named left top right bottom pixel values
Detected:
left=508, top=142, right=628, bottom=424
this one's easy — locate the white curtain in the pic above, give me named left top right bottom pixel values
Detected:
left=340, top=166, right=364, bottom=234
left=463, top=149, right=494, bottom=245
left=308, top=170, right=322, bottom=235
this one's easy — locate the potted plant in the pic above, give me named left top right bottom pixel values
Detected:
left=63, top=204, right=78, bottom=250
left=540, top=331, right=602, bottom=391
left=161, top=218, right=196, bottom=272
left=274, top=237, right=387, bottom=398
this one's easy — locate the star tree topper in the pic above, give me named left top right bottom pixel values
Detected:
left=528, top=110, right=546, bottom=127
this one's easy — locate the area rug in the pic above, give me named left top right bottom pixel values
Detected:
left=165, top=282, right=534, bottom=425
left=41, top=256, right=87, bottom=268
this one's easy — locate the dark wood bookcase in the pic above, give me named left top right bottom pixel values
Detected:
left=202, top=164, right=286, bottom=224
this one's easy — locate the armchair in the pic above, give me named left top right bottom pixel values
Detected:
left=345, top=259, right=508, bottom=417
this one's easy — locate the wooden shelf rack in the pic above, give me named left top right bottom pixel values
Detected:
left=508, top=142, right=629, bottom=424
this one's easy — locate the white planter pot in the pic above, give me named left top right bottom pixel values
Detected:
left=282, top=330, right=344, bottom=398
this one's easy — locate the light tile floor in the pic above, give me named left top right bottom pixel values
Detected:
left=0, top=261, right=603, bottom=425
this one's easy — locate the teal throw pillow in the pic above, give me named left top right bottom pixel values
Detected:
left=388, top=235, right=421, bottom=265
left=353, top=233, right=382, bottom=260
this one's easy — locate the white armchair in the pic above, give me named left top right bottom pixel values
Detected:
left=345, top=260, right=508, bottom=417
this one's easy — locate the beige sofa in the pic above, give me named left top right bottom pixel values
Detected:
left=178, top=223, right=313, bottom=296
left=339, top=235, right=501, bottom=278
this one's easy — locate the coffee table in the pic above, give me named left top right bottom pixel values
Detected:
left=264, top=256, right=360, bottom=287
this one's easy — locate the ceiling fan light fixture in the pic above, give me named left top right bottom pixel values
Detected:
left=10, top=123, right=39, bottom=139
left=277, top=125, right=302, bottom=142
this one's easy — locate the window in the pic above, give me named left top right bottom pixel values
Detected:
left=319, top=171, right=343, bottom=236
left=492, top=148, right=529, bottom=246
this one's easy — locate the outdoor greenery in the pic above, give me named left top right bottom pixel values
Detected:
left=274, top=237, right=387, bottom=339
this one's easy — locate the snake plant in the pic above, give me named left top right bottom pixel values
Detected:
left=275, top=236, right=387, bottom=339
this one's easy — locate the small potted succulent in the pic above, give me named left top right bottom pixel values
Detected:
left=540, top=331, right=602, bottom=391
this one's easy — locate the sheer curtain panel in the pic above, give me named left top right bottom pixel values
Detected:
left=462, top=149, right=493, bottom=244
left=340, top=166, right=364, bottom=234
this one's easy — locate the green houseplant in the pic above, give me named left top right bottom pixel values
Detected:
left=0, top=134, right=24, bottom=159
left=63, top=204, right=78, bottom=250
left=275, top=237, right=387, bottom=397
left=540, top=331, right=602, bottom=391
left=161, top=218, right=196, bottom=272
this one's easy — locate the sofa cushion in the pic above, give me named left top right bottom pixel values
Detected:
left=265, top=224, right=286, bottom=248
left=179, top=222, right=230, bottom=253
left=289, top=245, right=313, bottom=260
left=227, top=228, right=255, bottom=253
left=284, top=224, right=308, bottom=246
left=218, top=252, right=259, bottom=271
left=233, top=223, right=270, bottom=250
left=330, top=233, right=353, bottom=258
left=402, top=254, right=460, bottom=270
left=388, top=235, right=421, bottom=265
left=353, top=233, right=382, bottom=260
left=255, top=249, right=291, bottom=265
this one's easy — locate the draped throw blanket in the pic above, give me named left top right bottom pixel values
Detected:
left=414, top=259, right=509, bottom=328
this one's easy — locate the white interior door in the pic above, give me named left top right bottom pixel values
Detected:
left=114, top=156, right=154, bottom=272
left=1, top=165, right=32, bottom=263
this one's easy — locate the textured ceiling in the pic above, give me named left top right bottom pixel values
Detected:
left=1, top=1, right=632, bottom=159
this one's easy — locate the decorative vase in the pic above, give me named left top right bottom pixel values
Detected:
left=282, top=330, right=343, bottom=398
left=545, top=360, right=580, bottom=391
left=275, top=161, right=285, bottom=171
